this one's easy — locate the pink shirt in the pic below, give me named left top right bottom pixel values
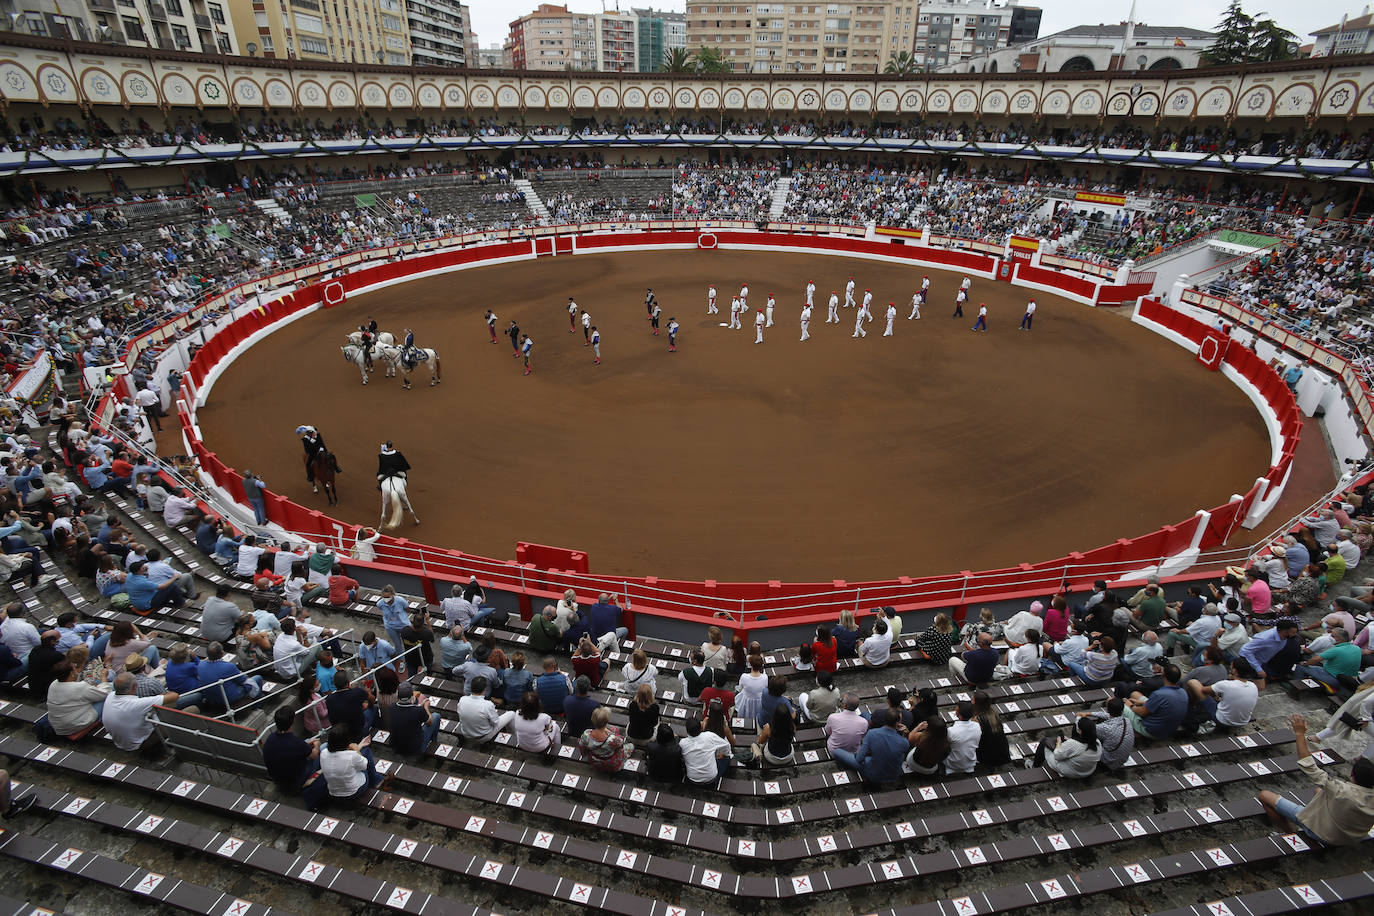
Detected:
left=824, top=708, right=869, bottom=755
left=1247, top=578, right=1272, bottom=614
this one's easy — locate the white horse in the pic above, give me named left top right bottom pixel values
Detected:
left=347, top=331, right=394, bottom=348
left=380, top=474, right=419, bottom=529
left=378, top=344, right=442, bottom=389
left=341, top=344, right=396, bottom=384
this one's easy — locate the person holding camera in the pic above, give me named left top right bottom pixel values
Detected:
left=1258, top=713, right=1374, bottom=845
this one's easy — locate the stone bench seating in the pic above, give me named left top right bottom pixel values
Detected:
left=0, top=827, right=277, bottom=915
left=0, top=727, right=1336, bottom=905
left=0, top=734, right=696, bottom=916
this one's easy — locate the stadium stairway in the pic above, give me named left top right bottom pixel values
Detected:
left=768, top=177, right=792, bottom=221
left=512, top=179, right=549, bottom=221
left=250, top=197, right=291, bottom=227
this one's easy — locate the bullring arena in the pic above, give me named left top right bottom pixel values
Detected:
left=199, top=248, right=1270, bottom=581
left=1, top=34, right=1374, bottom=916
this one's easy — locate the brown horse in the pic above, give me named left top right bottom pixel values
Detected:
left=308, top=448, right=339, bottom=506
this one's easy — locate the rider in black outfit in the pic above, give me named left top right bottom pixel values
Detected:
left=299, top=426, right=339, bottom=484
left=376, top=441, right=411, bottom=491
left=358, top=325, right=374, bottom=370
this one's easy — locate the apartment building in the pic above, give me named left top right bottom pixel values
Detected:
left=685, top=2, right=925, bottom=74
left=405, top=0, right=467, bottom=67
left=634, top=7, right=687, bottom=71
left=597, top=8, right=636, bottom=71
left=507, top=3, right=598, bottom=71
left=1, top=0, right=237, bottom=53
left=914, top=0, right=1036, bottom=70
left=685, top=0, right=1033, bottom=73
left=227, top=0, right=414, bottom=64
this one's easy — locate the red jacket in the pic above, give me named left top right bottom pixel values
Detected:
left=811, top=638, right=838, bottom=673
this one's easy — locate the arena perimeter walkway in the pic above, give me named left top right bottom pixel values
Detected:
left=195, top=249, right=1272, bottom=582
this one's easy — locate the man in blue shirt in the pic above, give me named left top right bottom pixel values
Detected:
left=196, top=643, right=263, bottom=708
left=144, top=548, right=197, bottom=600
left=124, top=560, right=185, bottom=611
left=562, top=676, right=601, bottom=738
left=1125, top=663, right=1188, bottom=739
left=1283, top=537, right=1310, bottom=578
left=832, top=707, right=907, bottom=783
left=535, top=657, right=573, bottom=715
left=587, top=593, right=629, bottom=642
left=949, top=632, right=999, bottom=685
left=376, top=585, right=409, bottom=657
left=357, top=631, right=396, bottom=673
left=1283, top=364, right=1303, bottom=392
left=1241, top=618, right=1300, bottom=680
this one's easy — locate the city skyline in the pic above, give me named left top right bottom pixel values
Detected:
left=464, top=0, right=1374, bottom=53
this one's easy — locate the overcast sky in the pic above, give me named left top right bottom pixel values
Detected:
left=464, top=1, right=1365, bottom=49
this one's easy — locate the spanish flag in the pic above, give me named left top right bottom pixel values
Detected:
left=1174, top=37, right=1186, bottom=47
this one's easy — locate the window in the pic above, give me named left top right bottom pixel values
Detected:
left=386, top=35, right=404, bottom=48
left=122, top=16, right=145, bottom=40
left=171, top=24, right=189, bottom=46
left=298, top=36, right=327, bottom=53
left=164, top=0, right=183, bottom=15
left=294, top=12, right=323, bottom=32
left=381, top=14, right=400, bottom=30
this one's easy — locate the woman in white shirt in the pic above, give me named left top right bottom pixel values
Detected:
left=555, top=589, right=579, bottom=636
left=509, top=691, right=561, bottom=753
left=858, top=618, right=893, bottom=667
left=620, top=648, right=658, bottom=694
left=352, top=527, right=381, bottom=562
left=1032, top=717, right=1101, bottom=778
left=319, top=724, right=383, bottom=799
left=734, top=654, right=768, bottom=722
left=701, top=625, right=730, bottom=670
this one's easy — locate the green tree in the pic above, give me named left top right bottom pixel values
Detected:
left=1248, top=17, right=1299, bottom=62
left=692, top=46, right=729, bottom=73
left=1204, top=2, right=1300, bottom=64
left=883, top=50, right=919, bottom=74
left=1204, top=0, right=1255, bottom=64
left=661, top=47, right=694, bottom=73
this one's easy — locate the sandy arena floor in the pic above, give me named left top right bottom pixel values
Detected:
left=195, top=248, right=1271, bottom=582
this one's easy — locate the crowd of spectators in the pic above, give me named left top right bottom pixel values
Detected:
left=671, top=167, right=777, bottom=220
left=1201, top=231, right=1374, bottom=348
left=7, top=110, right=1373, bottom=163
left=780, top=164, right=1066, bottom=241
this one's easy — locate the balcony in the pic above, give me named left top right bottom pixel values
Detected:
left=291, top=0, right=321, bottom=9
left=88, top=0, right=117, bottom=11
left=148, top=2, right=167, bottom=19
left=193, top=13, right=210, bottom=27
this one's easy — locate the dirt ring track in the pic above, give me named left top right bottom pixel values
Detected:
left=195, top=247, right=1270, bottom=583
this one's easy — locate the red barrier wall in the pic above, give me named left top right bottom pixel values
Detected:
left=154, top=230, right=1304, bottom=626
left=1014, top=263, right=1098, bottom=300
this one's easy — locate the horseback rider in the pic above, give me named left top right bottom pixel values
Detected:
left=298, top=425, right=340, bottom=476
left=376, top=440, right=411, bottom=491
left=401, top=327, right=419, bottom=370
left=357, top=323, right=375, bottom=370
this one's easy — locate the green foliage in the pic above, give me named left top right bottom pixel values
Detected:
left=1204, top=1, right=1299, bottom=64
left=661, top=47, right=694, bottom=73
left=883, top=51, right=919, bottom=74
